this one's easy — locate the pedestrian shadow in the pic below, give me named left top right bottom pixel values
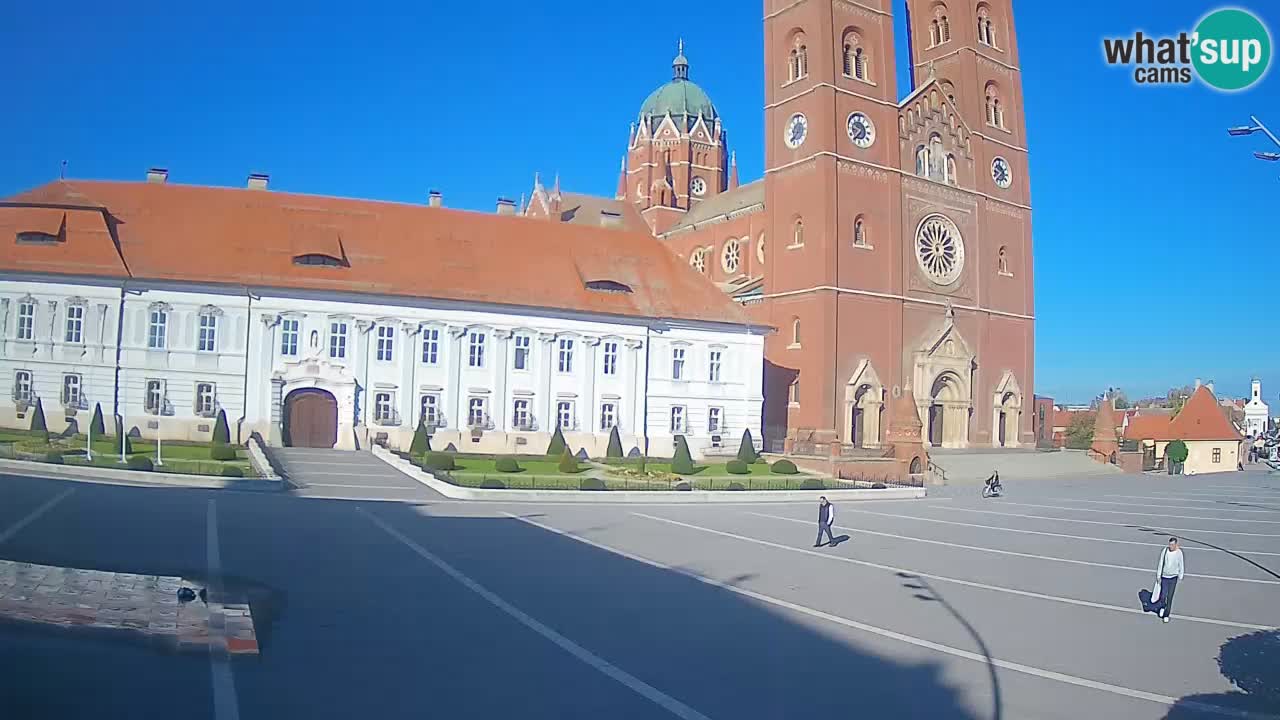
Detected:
left=829, top=534, right=851, bottom=547
left=897, top=571, right=1003, bottom=720
left=1163, top=630, right=1280, bottom=718
left=1127, top=525, right=1280, bottom=582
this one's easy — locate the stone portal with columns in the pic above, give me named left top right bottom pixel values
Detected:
left=911, top=308, right=975, bottom=449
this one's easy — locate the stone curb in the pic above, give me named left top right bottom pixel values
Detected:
left=0, top=458, right=284, bottom=492
left=371, top=446, right=926, bottom=503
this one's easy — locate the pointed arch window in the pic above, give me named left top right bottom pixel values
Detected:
left=977, top=6, right=996, bottom=47
left=998, top=246, right=1012, bottom=276
left=790, top=218, right=805, bottom=249
left=985, top=84, right=1006, bottom=129
left=916, top=146, right=929, bottom=177
left=929, top=134, right=945, bottom=181
left=797, top=45, right=808, bottom=78
left=790, top=318, right=802, bottom=348
left=945, top=154, right=957, bottom=185
left=842, top=32, right=870, bottom=82
left=787, top=32, right=809, bottom=83
left=940, top=15, right=951, bottom=42
left=930, top=20, right=940, bottom=47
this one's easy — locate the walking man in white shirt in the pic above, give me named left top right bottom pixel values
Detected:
left=814, top=497, right=837, bottom=547
left=1148, top=537, right=1186, bottom=623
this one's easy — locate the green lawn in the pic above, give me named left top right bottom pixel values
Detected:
left=450, top=457, right=588, bottom=476
left=1, top=433, right=255, bottom=477
left=607, top=461, right=777, bottom=477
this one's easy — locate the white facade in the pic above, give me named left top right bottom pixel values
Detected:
left=1245, top=378, right=1269, bottom=437
left=1, top=275, right=765, bottom=460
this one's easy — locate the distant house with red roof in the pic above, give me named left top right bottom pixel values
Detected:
left=1123, top=386, right=1243, bottom=474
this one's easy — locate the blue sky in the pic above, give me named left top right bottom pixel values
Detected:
left=2, top=1, right=1277, bottom=404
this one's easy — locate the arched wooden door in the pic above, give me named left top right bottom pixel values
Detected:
left=284, top=389, right=338, bottom=448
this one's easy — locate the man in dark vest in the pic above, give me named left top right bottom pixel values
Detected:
left=814, top=497, right=836, bottom=547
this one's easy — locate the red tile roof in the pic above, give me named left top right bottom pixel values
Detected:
left=1168, top=386, right=1243, bottom=442
left=1123, top=413, right=1171, bottom=441
left=2, top=180, right=756, bottom=327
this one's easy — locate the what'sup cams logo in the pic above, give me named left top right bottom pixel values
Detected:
left=1103, top=7, right=1272, bottom=91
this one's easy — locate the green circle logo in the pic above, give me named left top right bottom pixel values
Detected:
left=1192, top=8, right=1272, bottom=91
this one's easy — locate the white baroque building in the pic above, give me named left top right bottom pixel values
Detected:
left=0, top=175, right=766, bottom=459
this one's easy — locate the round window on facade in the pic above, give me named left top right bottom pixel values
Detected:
left=914, top=214, right=965, bottom=286
left=690, top=248, right=706, bottom=274
left=722, top=239, right=742, bottom=274
left=757, top=233, right=766, bottom=264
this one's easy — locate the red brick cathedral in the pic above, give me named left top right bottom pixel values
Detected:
left=527, top=0, right=1033, bottom=454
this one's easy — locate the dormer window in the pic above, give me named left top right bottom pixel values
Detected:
left=16, top=231, right=60, bottom=245
left=584, top=280, right=633, bottom=294
left=293, top=253, right=345, bottom=267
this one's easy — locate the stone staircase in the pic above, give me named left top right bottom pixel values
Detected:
left=927, top=448, right=1124, bottom=485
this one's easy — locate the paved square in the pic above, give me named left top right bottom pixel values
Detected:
left=0, top=467, right=1277, bottom=719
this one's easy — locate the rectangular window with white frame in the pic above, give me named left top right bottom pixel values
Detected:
left=17, top=300, right=35, bottom=341
left=708, top=350, right=722, bottom=383
left=329, top=321, right=348, bottom=359
left=420, top=394, right=440, bottom=428
left=513, top=334, right=531, bottom=371
left=671, top=347, right=686, bottom=381
left=195, top=382, right=216, bottom=416
left=467, top=397, right=488, bottom=427
left=512, top=398, right=532, bottom=430
left=421, top=327, right=440, bottom=364
left=1213, top=448, right=1222, bottom=464
left=148, top=309, right=168, bottom=350
left=708, top=406, right=723, bottom=434
left=13, top=370, right=33, bottom=403
left=65, top=304, right=84, bottom=344
left=602, top=341, right=618, bottom=376
left=374, top=391, right=396, bottom=425
left=557, top=338, right=574, bottom=373
left=599, top=402, right=617, bottom=431
left=61, top=374, right=82, bottom=408
left=557, top=400, right=575, bottom=430
left=376, top=325, right=395, bottom=362
left=198, top=312, right=217, bottom=352
left=280, top=318, right=299, bottom=356
left=670, top=405, right=687, bottom=434
left=145, top=379, right=166, bottom=415
left=468, top=331, right=486, bottom=368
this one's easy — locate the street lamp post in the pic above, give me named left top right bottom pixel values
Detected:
left=1228, top=116, right=1280, bottom=168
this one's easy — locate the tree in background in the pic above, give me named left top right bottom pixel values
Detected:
left=1166, top=439, right=1189, bottom=474
left=1064, top=413, right=1095, bottom=450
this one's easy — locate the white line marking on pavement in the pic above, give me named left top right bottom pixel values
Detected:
left=631, top=513, right=1273, bottom=631
left=281, top=470, right=407, bottom=478
left=0, top=488, right=74, bottom=545
left=997, top=501, right=1280, bottom=524
left=1105, top=494, right=1280, bottom=507
left=831, top=506, right=1280, bottom=558
left=206, top=500, right=240, bottom=720
left=746, top=511, right=1279, bottom=585
left=943, top=506, right=1280, bottom=538
left=507, top=512, right=1274, bottom=719
left=359, top=508, right=712, bottom=720
left=1061, top=498, right=1280, bottom=514
left=1146, top=491, right=1280, bottom=501
left=302, top=483, right=419, bottom=490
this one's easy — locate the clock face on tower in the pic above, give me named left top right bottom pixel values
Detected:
left=691, top=177, right=707, bottom=196
left=846, top=112, right=875, bottom=148
left=784, top=113, right=808, bottom=149
left=991, top=157, right=1013, bottom=189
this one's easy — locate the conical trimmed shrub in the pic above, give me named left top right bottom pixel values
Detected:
left=606, top=426, right=624, bottom=458
left=558, top=446, right=579, bottom=473
left=115, top=419, right=133, bottom=455
left=546, top=425, right=567, bottom=456
left=672, top=434, right=695, bottom=475
left=89, top=403, right=106, bottom=438
left=736, top=429, right=759, bottom=463
left=29, top=399, right=49, bottom=442
left=410, top=420, right=431, bottom=455
left=212, top=409, right=230, bottom=445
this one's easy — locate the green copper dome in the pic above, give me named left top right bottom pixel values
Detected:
left=638, top=43, right=718, bottom=128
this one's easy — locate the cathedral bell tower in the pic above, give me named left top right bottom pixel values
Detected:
left=761, top=0, right=902, bottom=448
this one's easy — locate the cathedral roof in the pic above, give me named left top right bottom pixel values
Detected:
left=661, top=180, right=764, bottom=236
left=2, top=179, right=759, bottom=329
left=639, top=43, right=718, bottom=128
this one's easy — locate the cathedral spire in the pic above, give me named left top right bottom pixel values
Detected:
left=728, top=151, right=739, bottom=191
left=615, top=156, right=628, bottom=201
left=672, top=39, right=689, bottom=81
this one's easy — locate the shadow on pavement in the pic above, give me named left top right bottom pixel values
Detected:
left=1163, top=630, right=1280, bottom=718
left=1128, top=525, right=1280, bottom=582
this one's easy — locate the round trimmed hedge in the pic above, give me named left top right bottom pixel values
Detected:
left=674, top=481, right=692, bottom=491
left=495, top=457, right=522, bottom=473
left=800, top=478, right=825, bottom=490
left=481, top=477, right=507, bottom=489
left=580, top=477, right=606, bottom=491
left=127, top=456, right=154, bottom=472
left=725, top=459, right=750, bottom=475
left=221, top=466, right=244, bottom=478
left=727, top=482, right=746, bottom=491
left=422, top=452, right=456, bottom=471
left=771, top=459, right=799, bottom=475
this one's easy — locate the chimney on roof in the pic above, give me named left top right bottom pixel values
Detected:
left=600, top=210, right=623, bottom=228
left=247, top=173, right=269, bottom=190
left=496, top=197, right=516, bottom=215
left=428, top=190, right=443, bottom=208
left=1195, top=378, right=1202, bottom=390
left=1207, top=381, right=1215, bottom=394
left=146, top=168, right=169, bottom=184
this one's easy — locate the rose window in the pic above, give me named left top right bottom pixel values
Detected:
left=914, top=214, right=964, bottom=285
left=722, top=239, right=741, bottom=273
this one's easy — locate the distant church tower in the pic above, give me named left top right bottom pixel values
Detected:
left=625, top=42, right=729, bottom=234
